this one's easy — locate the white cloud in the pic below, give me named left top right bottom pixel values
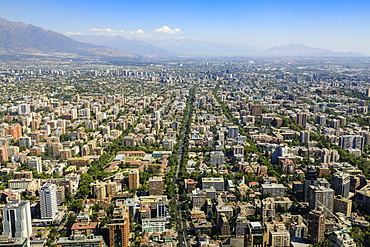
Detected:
left=127, top=29, right=146, bottom=34
left=154, top=25, right=182, bottom=34
left=91, top=28, right=145, bottom=36
left=66, top=31, right=85, bottom=35
left=91, top=28, right=125, bottom=35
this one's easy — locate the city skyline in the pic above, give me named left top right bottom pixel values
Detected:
left=0, top=0, right=369, bottom=55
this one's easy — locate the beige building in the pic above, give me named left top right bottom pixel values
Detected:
left=60, top=149, right=72, bottom=160
left=128, top=169, right=140, bottom=190
left=269, top=229, right=290, bottom=247
left=334, top=196, right=352, bottom=217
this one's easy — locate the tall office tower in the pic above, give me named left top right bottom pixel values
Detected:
left=251, top=104, right=262, bottom=116
left=2, top=200, right=32, bottom=239
left=210, top=150, right=225, bottom=167
left=331, top=172, right=351, bottom=198
left=128, top=169, right=140, bottom=189
left=300, top=131, right=310, bottom=144
left=40, top=183, right=57, bottom=219
left=307, top=209, right=325, bottom=243
left=296, top=112, right=307, bottom=126
left=228, top=126, right=239, bottom=139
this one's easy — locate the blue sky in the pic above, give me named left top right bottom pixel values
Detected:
left=1, top=0, right=370, bottom=54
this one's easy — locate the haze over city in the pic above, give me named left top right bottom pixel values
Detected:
left=0, top=0, right=369, bottom=55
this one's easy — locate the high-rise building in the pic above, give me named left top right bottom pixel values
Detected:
left=308, top=185, right=334, bottom=216
left=303, top=167, right=318, bottom=202
left=251, top=104, right=262, bottom=116
left=321, top=149, right=340, bottom=163
left=317, top=115, right=327, bottom=125
left=28, top=156, right=42, bottom=173
left=296, top=112, right=307, bottom=126
left=2, top=200, right=32, bottom=239
left=0, top=147, right=8, bottom=162
left=233, top=145, right=244, bottom=159
left=262, top=198, right=275, bottom=222
left=148, top=176, right=164, bottom=195
left=40, top=183, right=57, bottom=219
left=154, top=110, right=161, bottom=120
left=60, top=149, right=72, bottom=160
left=244, top=221, right=266, bottom=247
left=19, top=136, right=32, bottom=148
left=228, top=126, right=239, bottom=139
left=269, top=226, right=290, bottom=247
left=337, top=116, right=347, bottom=126
left=366, top=88, right=370, bottom=97
left=128, top=169, right=140, bottom=190
left=334, top=196, right=352, bottom=217
left=300, top=131, right=310, bottom=144
left=5, top=124, right=22, bottom=141
left=339, top=135, right=364, bottom=151
left=18, top=104, right=30, bottom=114
left=56, top=186, right=65, bottom=205
left=108, top=205, right=130, bottom=247
left=218, top=213, right=230, bottom=236
left=307, top=209, right=325, bottom=243
left=52, top=142, right=63, bottom=159
left=91, top=181, right=107, bottom=200
left=210, top=151, right=225, bottom=167
left=331, top=172, right=350, bottom=198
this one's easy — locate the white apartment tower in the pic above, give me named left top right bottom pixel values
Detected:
left=40, top=183, right=57, bottom=219
left=2, top=200, right=32, bottom=239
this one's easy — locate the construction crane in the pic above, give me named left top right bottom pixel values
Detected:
left=316, top=199, right=351, bottom=230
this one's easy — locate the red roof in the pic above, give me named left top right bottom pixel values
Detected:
left=71, top=222, right=98, bottom=230
left=185, top=179, right=198, bottom=184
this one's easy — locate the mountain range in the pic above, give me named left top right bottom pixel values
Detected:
left=0, top=17, right=133, bottom=57
left=70, top=35, right=168, bottom=56
left=261, top=44, right=363, bottom=57
left=0, top=17, right=365, bottom=58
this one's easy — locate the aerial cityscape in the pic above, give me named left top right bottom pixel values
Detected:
left=0, top=1, right=370, bottom=247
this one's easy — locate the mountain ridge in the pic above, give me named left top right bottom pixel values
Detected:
left=261, top=44, right=364, bottom=57
left=0, top=17, right=133, bottom=57
left=0, top=17, right=365, bottom=58
left=70, top=34, right=168, bottom=56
